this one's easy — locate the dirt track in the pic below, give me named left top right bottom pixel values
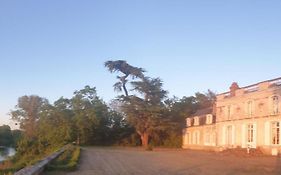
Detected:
left=45, top=147, right=281, bottom=175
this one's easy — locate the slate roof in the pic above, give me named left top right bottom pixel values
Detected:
left=190, top=107, right=213, bottom=117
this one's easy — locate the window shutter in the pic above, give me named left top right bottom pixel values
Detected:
left=253, top=123, right=257, bottom=148
left=268, top=97, right=273, bottom=115
left=222, top=125, right=225, bottom=145
left=232, top=125, right=235, bottom=145
left=242, top=124, right=246, bottom=148
left=264, top=121, right=270, bottom=145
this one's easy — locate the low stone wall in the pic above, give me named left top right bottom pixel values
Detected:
left=14, top=148, right=65, bottom=175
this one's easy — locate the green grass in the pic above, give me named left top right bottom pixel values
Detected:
left=0, top=144, right=69, bottom=175
left=46, top=145, right=81, bottom=171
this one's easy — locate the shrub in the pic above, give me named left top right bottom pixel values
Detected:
left=46, top=145, right=81, bottom=171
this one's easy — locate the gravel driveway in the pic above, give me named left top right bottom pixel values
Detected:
left=45, top=147, right=281, bottom=175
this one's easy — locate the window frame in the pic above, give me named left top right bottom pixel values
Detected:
left=186, top=118, right=192, bottom=127
left=194, top=117, right=199, bottom=126
left=206, top=114, right=213, bottom=124
left=271, top=121, right=280, bottom=145
left=247, top=124, right=254, bottom=144
left=272, top=96, right=279, bottom=115
left=246, top=100, right=254, bottom=117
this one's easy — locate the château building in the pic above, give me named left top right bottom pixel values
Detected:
left=182, top=77, right=281, bottom=155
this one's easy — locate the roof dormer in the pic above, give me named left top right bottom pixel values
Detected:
left=194, top=117, right=199, bottom=126
left=186, top=118, right=192, bottom=127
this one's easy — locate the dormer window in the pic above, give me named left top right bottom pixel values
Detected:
left=194, top=117, right=199, bottom=126
left=206, top=114, right=213, bottom=124
left=186, top=118, right=191, bottom=127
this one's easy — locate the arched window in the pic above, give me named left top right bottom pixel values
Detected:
left=272, top=96, right=279, bottom=115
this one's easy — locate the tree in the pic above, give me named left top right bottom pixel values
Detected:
left=71, top=86, right=98, bottom=145
left=10, top=95, right=49, bottom=138
left=121, top=77, right=168, bottom=148
left=37, top=97, right=73, bottom=148
left=195, top=90, right=216, bottom=109
left=104, top=60, right=145, bottom=96
left=0, top=125, right=13, bottom=146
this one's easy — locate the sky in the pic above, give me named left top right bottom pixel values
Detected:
left=1, top=0, right=281, bottom=128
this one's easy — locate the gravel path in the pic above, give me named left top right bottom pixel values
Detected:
left=45, top=147, right=281, bottom=175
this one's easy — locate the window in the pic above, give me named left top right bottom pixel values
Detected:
left=271, top=121, right=280, bottom=145
left=227, top=106, right=231, bottom=120
left=193, top=131, right=200, bottom=144
left=185, top=133, right=190, bottom=145
left=205, top=133, right=210, bottom=145
left=247, top=124, right=254, bottom=143
left=206, top=114, right=213, bottom=124
left=194, top=117, right=199, bottom=126
left=273, top=96, right=279, bottom=115
left=247, top=101, right=253, bottom=116
left=186, top=118, right=191, bottom=127
left=204, top=128, right=215, bottom=146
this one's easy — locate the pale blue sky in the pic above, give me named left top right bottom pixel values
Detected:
left=1, top=0, right=281, bottom=127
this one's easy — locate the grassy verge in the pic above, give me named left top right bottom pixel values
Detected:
left=0, top=145, right=67, bottom=175
left=46, top=145, right=81, bottom=172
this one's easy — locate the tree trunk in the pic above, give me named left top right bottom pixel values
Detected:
left=140, top=132, right=149, bottom=148
left=121, top=75, right=129, bottom=96
left=123, top=84, right=129, bottom=97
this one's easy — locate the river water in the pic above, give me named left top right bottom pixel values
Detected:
left=0, top=147, right=16, bottom=162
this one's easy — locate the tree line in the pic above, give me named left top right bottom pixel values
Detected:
left=9, top=60, right=215, bottom=156
left=0, top=125, right=21, bottom=147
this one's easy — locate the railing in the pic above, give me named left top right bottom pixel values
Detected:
left=218, top=77, right=281, bottom=98
left=14, top=147, right=66, bottom=175
left=244, top=85, right=259, bottom=93
left=269, top=78, right=281, bottom=86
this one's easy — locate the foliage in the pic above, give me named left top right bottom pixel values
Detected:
left=46, top=145, right=81, bottom=171
left=120, top=77, right=169, bottom=148
left=104, top=60, right=145, bottom=96
left=1, top=60, right=218, bottom=173
left=10, top=95, right=49, bottom=138
left=0, top=125, right=13, bottom=146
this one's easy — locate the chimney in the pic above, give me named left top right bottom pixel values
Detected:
left=230, top=82, right=239, bottom=97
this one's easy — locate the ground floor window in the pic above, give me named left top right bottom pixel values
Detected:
left=271, top=121, right=280, bottom=145
left=204, top=127, right=216, bottom=146
left=247, top=124, right=254, bottom=143
left=226, top=125, right=233, bottom=145
left=193, top=131, right=200, bottom=145
left=205, top=133, right=210, bottom=145
left=185, top=133, right=190, bottom=145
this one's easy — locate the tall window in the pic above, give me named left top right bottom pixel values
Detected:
left=273, top=96, right=279, bottom=115
left=227, top=106, right=231, bottom=120
left=271, top=121, right=280, bottom=145
left=247, top=101, right=253, bottom=116
left=206, top=114, right=213, bottom=124
left=186, top=118, right=191, bottom=127
left=194, top=117, right=199, bottom=126
left=185, top=133, right=190, bottom=145
left=247, top=124, right=254, bottom=143
left=193, top=131, right=200, bottom=144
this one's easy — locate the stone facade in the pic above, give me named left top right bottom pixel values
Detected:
left=182, top=77, right=281, bottom=155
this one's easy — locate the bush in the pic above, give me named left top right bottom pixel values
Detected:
left=46, top=145, right=81, bottom=171
left=162, top=133, right=182, bottom=148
